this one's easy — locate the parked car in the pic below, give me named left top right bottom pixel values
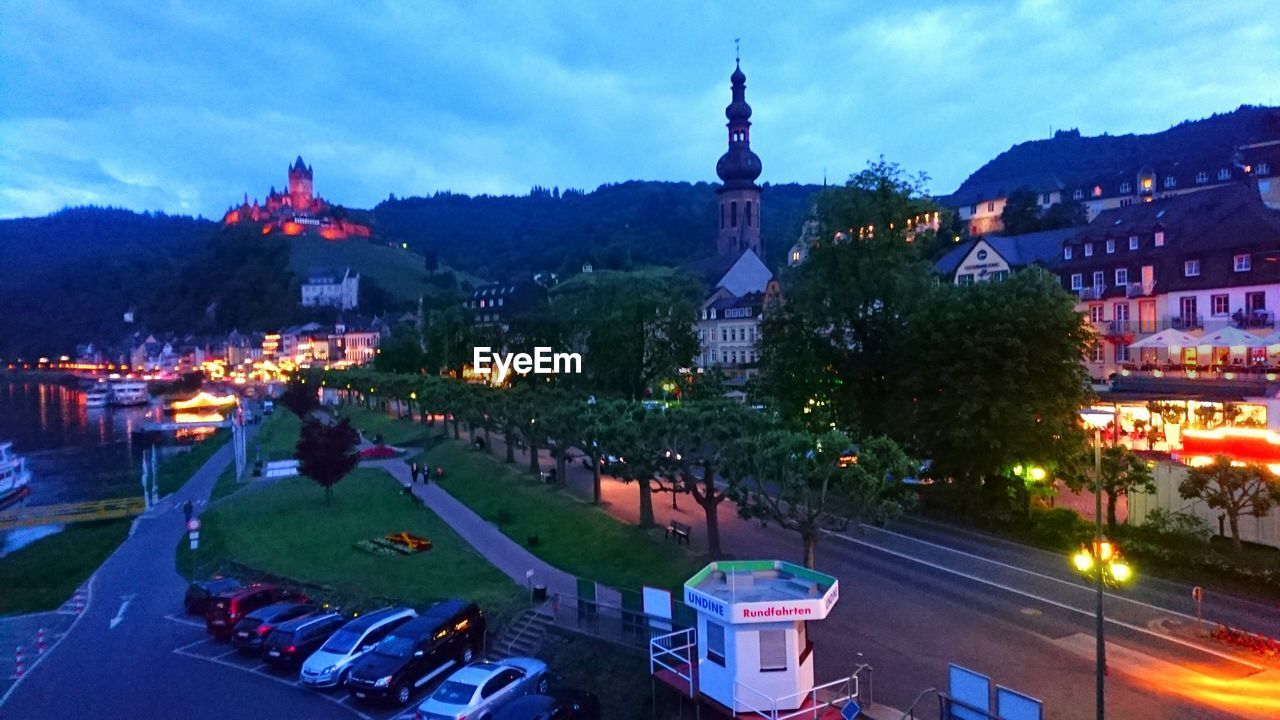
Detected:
left=184, top=576, right=241, bottom=616
left=301, top=607, right=417, bottom=689
left=414, top=657, right=548, bottom=720
left=261, top=611, right=346, bottom=670
left=346, top=600, right=486, bottom=706
left=230, top=602, right=317, bottom=652
left=491, top=688, right=602, bottom=720
left=206, top=583, right=306, bottom=640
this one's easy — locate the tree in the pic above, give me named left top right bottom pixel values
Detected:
left=1180, top=457, right=1280, bottom=552
left=295, top=417, right=361, bottom=505
left=907, top=269, right=1091, bottom=516
left=1066, top=445, right=1154, bottom=531
left=375, top=326, right=427, bottom=374
left=999, top=188, right=1043, bottom=235
left=666, top=401, right=762, bottom=556
left=731, top=430, right=909, bottom=569
left=278, top=378, right=319, bottom=418
left=599, top=402, right=671, bottom=528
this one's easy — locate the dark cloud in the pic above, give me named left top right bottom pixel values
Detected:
left=2, top=0, right=1277, bottom=218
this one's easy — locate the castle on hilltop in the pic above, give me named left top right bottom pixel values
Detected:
left=222, top=156, right=371, bottom=240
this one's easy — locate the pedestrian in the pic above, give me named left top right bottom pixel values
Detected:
left=410, top=462, right=420, bottom=484
left=182, top=499, right=193, bottom=523
left=423, top=465, right=432, bottom=485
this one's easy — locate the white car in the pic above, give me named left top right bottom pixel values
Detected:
left=300, top=607, right=416, bottom=688
left=414, top=657, right=549, bottom=720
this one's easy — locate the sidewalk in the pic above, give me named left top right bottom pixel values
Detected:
left=368, top=460, right=577, bottom=600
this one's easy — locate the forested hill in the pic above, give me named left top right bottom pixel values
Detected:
left=374, top=181, right=823, bottom=276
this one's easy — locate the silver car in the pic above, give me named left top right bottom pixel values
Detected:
left=299, top=607, right=416, bottom=688
left=414, top=657, right=549, bottom=720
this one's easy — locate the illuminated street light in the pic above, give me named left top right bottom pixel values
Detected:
left=1078, top=406, right=1115, bottom=720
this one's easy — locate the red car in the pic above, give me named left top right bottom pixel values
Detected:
left=206, top=583, right=307, bottom=640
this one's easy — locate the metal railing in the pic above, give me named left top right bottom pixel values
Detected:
left=649, top=627, right=696, bottom=698
left=732, top=665, right=871, bottom=720
left=1125, top=281, right=1156, bottom=298
left=547, top=592, right=684, bottom=650
left=0, top=496, right=147, bottom=530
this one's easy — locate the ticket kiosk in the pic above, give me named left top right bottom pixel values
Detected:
left=652, top=560, right=852, bottom=716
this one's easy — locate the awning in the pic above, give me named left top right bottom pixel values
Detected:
left=1196, top=326, right=1269, bottom=348
left=1128, top=328, right=1199, bottom=349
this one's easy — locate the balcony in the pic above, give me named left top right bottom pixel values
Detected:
left=1170, top=315, right=1204, bottom=331
left=1125, top=281, right=1156, bottom=298
left=1234, top=310, right=1276, bottom=330
left=1076, top=285, right=1106, bottom=301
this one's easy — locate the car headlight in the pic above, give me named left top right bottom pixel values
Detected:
left=374, top=675, right=392, bottom=688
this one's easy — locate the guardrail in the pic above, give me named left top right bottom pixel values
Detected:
left=733, top=666, right=870, bottom=720
left=0, top=496, right=147, bottom=530
left=649, top=627, right=696, bottom=698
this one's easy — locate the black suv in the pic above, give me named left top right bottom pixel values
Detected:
left=492, top=689, right=602, bottom=720
left=184, top=577, right=241, bottom=615
left=230, top=603, right=316, bottom=653
left=262, top=611, right=345, bottom=670
left=345, top=600, right=485, bottom=706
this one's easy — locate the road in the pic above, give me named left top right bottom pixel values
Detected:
left=0, top=423, right=376, bottom=720
left=466, top=425, right=1280, bottom=720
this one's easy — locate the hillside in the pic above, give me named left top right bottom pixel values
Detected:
left=946, top=105, right=1280, bottom=204
left=287, top=234, right=481, bottom=304
left=373, top=180, right=822, bottom=277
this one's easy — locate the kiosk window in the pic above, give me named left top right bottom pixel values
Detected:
left=706, top=622, right=726, bottom=666
left=759, top=629, right=787, bottom=671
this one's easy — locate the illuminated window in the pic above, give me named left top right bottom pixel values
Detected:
left=1218, top=168, right=1231, bottom=181
left=1184, top=259, right=1200, bottom=277
left=1084, top=243, right=1093, bottom=257
left=1129, top=236, right=1139, bottom=250
left=1092, top=186, right=1103, bottom=198
left=1164, top=176, right=1177, bottom=188
left=1141, top=177, right=1152, bottom=190
left=1070, top=273, right=1083, bottom=290
left=1154, top=231, right=1165, bottom=247
left=1063, top=246, right=1073, bottom=260
left=1211, top=294, right=1229, bottom=316
left=1234, top=254, right=1251, bottom=272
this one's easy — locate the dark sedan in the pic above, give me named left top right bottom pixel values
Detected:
left=183, top=577, right=241, bottom=616
left=491, top=689, right=601, bottom=719
left=230, top=603, right=316, bottom=653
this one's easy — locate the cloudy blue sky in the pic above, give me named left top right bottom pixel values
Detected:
left=2, top=1, right=1277, bottom=219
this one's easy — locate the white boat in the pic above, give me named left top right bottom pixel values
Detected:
left=0, top=442, right=32, bottom=510
left=84, top=385, right=112, bottom=408
left=110, top=381, right=150, bottom=407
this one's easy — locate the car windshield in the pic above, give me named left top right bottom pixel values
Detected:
left=432, top=681, right=478, bottom=705
left=321, top=628, right=363, bottom=654
left=374, top=634, right=415, bottom=658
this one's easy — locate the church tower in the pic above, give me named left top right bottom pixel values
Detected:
left=287, top=155, right=314, bottom=209
left=715, top=60, right=763, bottom=258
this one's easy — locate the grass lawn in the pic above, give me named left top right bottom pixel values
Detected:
left=0, top=520, right=130, bottom=615
left=155, top=430, right=231, bottom=497
left=190, top=468, right=519, bottom=613
left=210, top=411, right=302, bottom=502
left=288, top=236, right=482, bottom=304
left=427, top=441, right=705, bottom=593
left=337, top=405, right=433, bottom=448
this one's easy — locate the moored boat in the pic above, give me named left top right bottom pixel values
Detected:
left=84, top=385, right=112, bottom=408
left=109, top=381, right=149, bottom=406
left=0, top=442, right=32, bottom=510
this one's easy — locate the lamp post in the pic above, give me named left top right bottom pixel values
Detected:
left=1079, top=407, right=1114, bottom=720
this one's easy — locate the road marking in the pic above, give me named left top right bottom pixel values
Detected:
left=162, top=614, right=207, bottom=629
left=108, top=594, right=137, bottom=630
left=824, top=528, right=1266, bottom=671
left=213, top=648, right=241, bottom=660
left=0, top=576, right=95, bottom=709
left=173, top=637, right=217, bottom=653
left=859, top=524, right=1208, bottom=624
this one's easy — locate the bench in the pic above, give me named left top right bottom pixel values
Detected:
left=665, top=520, right=691, bottom=545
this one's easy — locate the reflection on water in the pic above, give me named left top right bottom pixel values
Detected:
left=1, top=380, right=151, bottom=555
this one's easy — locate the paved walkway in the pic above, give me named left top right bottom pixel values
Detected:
left=368, top=460, right=577, bottom=600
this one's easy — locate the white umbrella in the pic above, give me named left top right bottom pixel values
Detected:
left=1128, top=328, right=1199, bottom=349
left=1197, top=326, right=1269, bottom=348
left=1259, top=329, right=1280, bottom=347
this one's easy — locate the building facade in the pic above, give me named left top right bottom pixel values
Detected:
left=301, top=267, right=360, bottom=310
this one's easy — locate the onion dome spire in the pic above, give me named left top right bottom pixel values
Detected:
left=715, top=59, right=762, bottom=190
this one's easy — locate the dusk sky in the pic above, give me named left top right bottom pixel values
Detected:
left=2, top=1, right=1277, bottom=219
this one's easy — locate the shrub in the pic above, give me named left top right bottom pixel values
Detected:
left=1027, top=507, right=1093, bottom=550
left=1141, top=508, right=1212, bottom=544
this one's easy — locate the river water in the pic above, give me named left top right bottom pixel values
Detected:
left=0, top=380, right=151, bottom=555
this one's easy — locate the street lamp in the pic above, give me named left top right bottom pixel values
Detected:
left=1078, top=407, right=1114, bottom=720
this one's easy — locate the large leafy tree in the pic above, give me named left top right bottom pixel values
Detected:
left=598, top=402, right=673, bottom=528
left=1180, top=457, right=1280, bottom=552
left=907, top=269, right=1091, bottom=515
left=1065, top=445, right=1154, bottom=531
left=295, top=417, right=361, bottom=506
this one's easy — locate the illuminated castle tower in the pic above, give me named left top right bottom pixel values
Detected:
left=287, top=155, right=314, bottom=209
left=715, top=60, right=763, bottom=258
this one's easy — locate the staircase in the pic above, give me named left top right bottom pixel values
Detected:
left=489, top=607, right=555, bottom=659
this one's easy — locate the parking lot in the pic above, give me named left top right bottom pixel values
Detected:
left=162, top=614, right=422, bottom=720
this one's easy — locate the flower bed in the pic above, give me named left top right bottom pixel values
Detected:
left=1211, top=624, right=1280, bottom=659
left=359, top=445, right=401, bottom=460
left=352, top=531, right=433, bottom=556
